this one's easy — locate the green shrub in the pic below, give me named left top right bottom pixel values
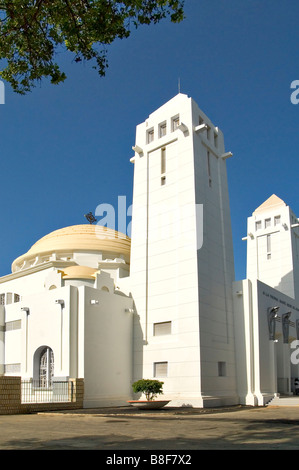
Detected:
left=132, top=379, right=164, bottom=401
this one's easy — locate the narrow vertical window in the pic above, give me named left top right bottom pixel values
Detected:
left=161, top=147, right=166, bottom=174
left=161, top=147, right=166, bottom=186
left=171, top=115, right=180, bottom=132
left=274, top=215, right=281, bottom=226
left=207, top=150, right=212, bottom=187
left=265, top=218, right=271, bottom=228
left=147, top=128, right=154, bottom=143
left=267, top=234, right=271, bottom=259
left=214, top=132, right=218, bottom=148
left=218, top=362, right=226, bottom=377
left=159, top=121, right=167, bottom=138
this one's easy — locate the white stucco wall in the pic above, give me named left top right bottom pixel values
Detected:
left=78, top=285, right=134, bottom=407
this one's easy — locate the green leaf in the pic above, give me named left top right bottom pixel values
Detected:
left=0, top=0, right=185, bottom=93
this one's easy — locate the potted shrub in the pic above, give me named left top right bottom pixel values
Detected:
left=127, top=379, right=170, bottom=409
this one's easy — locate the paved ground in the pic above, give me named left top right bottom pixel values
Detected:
left=1, top=404, right=299, bottom=451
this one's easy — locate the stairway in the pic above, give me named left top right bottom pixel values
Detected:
left=267, top=395, right=299, bottom=406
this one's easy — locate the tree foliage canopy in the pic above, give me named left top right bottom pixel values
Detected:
left=132, top=379, right=164, bottom=401
left=0, top=0, right=184, bottom=94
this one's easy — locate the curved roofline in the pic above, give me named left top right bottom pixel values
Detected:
left=11, top=224, right=131, bottom=273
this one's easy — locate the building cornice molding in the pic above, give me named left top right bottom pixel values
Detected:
left=0, top=261, right=76, bottom=284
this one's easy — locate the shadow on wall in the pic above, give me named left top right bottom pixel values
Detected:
left=274, top=270, right=298, bottom=301
left=132, top=301, right=144, bottom=395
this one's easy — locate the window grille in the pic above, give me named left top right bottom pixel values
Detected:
left=39, top=347, right=54, bottom=388
left=21, top=379, right=74, bottom=403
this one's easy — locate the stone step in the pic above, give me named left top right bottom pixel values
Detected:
left=267, top=396, right=299, bottom=406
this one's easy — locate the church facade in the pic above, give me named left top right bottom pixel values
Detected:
left=0, top=93, right=299, bottom=408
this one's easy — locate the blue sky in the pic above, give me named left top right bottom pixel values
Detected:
left=0, top=0, right=299, bottom=280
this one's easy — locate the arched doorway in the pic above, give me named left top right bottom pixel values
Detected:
left=33, top=347, right=54, bottom=387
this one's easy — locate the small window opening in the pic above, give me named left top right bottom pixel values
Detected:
left=218, top=361, right=226, bottom=377
left=154, top=361, right=168, bottom=377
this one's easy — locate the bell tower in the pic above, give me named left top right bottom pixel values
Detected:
left=130, top=93, right=237, bottom=406
left=246, top=194, right=299, bottom=300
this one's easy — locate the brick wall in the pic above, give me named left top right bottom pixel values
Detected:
left=0, top=377, right=22, bottom=415
left=0, top=377, right=84, bottom=415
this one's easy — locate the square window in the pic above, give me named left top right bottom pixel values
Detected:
left=154, top=361, right=168, bottom=377
left=274, top=215, right=281, bottom=226
left=265, top=218, right=271, bottom=228
left=154, top=321, right=171, bottom=336
left=255, top=221, right=262, bottom=230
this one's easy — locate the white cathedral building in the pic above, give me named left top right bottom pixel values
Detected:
left=1, top=93, right=299, bottom=408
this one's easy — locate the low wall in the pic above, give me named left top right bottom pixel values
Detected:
left=0, top=376, right=84, bottom=415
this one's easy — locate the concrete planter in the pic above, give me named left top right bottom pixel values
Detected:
left=127, top=400, right=170, bottom=409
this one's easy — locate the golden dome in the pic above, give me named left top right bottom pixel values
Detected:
left=12, top=224, right=131, bottom=272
